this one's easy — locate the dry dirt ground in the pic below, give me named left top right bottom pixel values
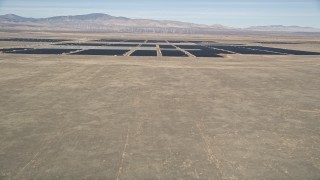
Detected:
left=0, top=33, right=320, bottom=179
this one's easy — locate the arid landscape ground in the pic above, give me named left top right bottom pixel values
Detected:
left=0, top=31, right=320, bottom=179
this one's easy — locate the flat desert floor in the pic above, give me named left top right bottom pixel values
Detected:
left=0, top=33, right=320, bottom=179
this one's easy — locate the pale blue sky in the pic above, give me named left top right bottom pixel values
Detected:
left=0, top=0, right=319, bottom=27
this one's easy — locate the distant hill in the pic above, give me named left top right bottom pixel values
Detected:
left=0, top=14, right=35, bottom=22
left=247, top=25, right=320, bottom=33
left=0, top=13, right=319, bottom=34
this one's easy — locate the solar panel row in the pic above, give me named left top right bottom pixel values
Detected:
left=1, top=45, right=319, bottom=57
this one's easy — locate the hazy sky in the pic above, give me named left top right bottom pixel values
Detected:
left=0, top=0, right=320, bottom=27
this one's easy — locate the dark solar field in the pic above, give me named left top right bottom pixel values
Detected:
left=186, top=49, right=223, bottom=57
left=161, top=50, right=187, bottom=57
left=140, top=44, right=156, bottom=47
left=210, top=46, right=282, bottom=55
left=131, top=50, right=158, bottom=56
left=0, top=48, right=33, bottom=53
left=124, top=40, right=146, bottom=43
left=245, top=46, right=320, bottom=55
left=94, top=39, right=125, bottom=42
left=71, top=49, right=129, bottom=56
left=187, top=40, right=217, bottom=43
left=168, top=40, right=186, bottom=43
left=201, top=46, right=234, bottom=54
left=5, top=49, right=79, bottom=54
left=175, top=45, right=204, bottom=49
left=174, top=45, right=232, bottom=57
left=147, top=40, right=167, bottom=43
left=56, top=43, right=110, bottom=46
left=159, top=45, right=176, bottom=49
left=1, top=38, right=320, bottom=57
left=107, top=44, right=138, bottom=47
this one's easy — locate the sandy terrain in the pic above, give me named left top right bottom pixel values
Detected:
left=0, top=33, right=320, bottom=179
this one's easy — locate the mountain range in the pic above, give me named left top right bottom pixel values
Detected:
left=1, top=13, right=319, bottom=34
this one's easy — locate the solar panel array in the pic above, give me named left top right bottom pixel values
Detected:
left=1, top=38, right=320, bottom=57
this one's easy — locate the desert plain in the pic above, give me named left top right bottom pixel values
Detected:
left=0, top=31, right=320, bottom=179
